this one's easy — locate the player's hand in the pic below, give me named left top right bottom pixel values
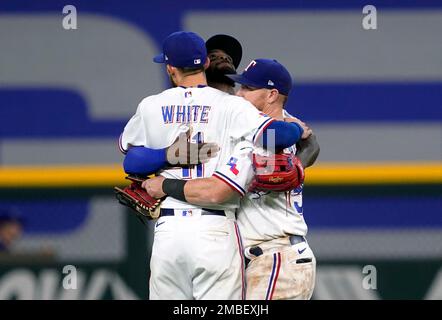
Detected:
left=166, top=129, right=220, bottom=166
left=142, top=176, right=166, bottom=199
left=284, top=117, right=313, bottom=140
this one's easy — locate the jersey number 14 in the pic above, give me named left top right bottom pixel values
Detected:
left=182, top=132, right=204, bottom=178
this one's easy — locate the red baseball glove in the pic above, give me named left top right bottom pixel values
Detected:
left=249, top=153, right=305, bottom=192
left=114, top=175, right=163, bottom=224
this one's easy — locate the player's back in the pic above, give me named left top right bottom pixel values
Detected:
left=122, top=85, right=272, bottom=210
left=138, top=86, right=227, bottom=150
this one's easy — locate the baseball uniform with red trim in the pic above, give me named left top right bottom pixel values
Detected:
left=121, top=86, right=272, bottom=300
left=235, top=111, right=316, bottom=300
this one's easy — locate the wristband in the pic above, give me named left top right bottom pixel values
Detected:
left=162, top=179, right=188, bottom=202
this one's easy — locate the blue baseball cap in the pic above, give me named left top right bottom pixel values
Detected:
left=226, top=59, right=293, bottom=95
left=153, top=31, right=207, bottom=68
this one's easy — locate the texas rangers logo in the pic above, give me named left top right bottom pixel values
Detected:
left=227, top=157, right=239, bottom=175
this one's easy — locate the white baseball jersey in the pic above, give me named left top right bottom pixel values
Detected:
left=216, top=111, right=314, bottom=301
left=211, top=140, right=255, bottom=197
left=120, top=85, right=273, bottom=211
left=217, top=111, right=308, bottom=250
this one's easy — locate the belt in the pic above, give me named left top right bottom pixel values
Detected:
left=159, top=208, right=226, bottom=217
left=249, top=235, right=306, bottom=257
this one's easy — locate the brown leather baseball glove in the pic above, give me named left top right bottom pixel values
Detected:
left=114, top=175, right=164, bottom=224
left=249, top=153, right=305, bottom=193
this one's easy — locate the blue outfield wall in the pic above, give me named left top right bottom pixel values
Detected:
left=1, top=82, right=441, bottom=140
left=286, top=83, right=442, bottom=122
left=305, top=196, right=442, bottom=229
left=0, top=89, right=125, bottom=138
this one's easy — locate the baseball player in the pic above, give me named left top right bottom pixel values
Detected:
left=227, top=59, right=317, bottom=300
left=205, top=34, right=319, bottom=166
left=119, top=31, right=305, bottom=300
left=123, top=34, right=319, bottom=176
left=143, top=58, right=317, bottom=300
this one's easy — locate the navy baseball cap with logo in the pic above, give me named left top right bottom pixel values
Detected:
left=226, top=59, right=293, bottom=95
left=153, top=31, right=207, bottom=68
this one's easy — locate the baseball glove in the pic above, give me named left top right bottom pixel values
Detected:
left=114, top=175, right=163, bottom=224
left=249, top=153, right=305, bottom=192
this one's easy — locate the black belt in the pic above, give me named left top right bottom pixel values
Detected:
left=249, top=235, right=306, bottom=257
left=160, top=208, right=225, bottom=217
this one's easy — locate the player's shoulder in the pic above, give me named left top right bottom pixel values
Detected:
left=137, top=88, right=181, bottom=109
left=283, top=110, right=296, bottom=119
left=198, top=87, right=254, bottom=108
left=222, top=93, right=257, bottom=110
left=137, top=95, right=154, bottom=108
left=201, top=86, right=231, bottom=99
left=202, top=86, right=224, bottom=93
left=283, top=110, right=304, bottom=123
left=223, top=92, right=248, bottom=104
left=143, top=87, right=182, bottom=101
left=137, top=92, right=160, bottom=107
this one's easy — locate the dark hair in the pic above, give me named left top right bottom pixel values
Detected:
left=177, top=66, right=205, bottom=76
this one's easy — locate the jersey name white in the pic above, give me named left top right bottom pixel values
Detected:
left=120, top=86, right=273, bottom=211
left=161, top=105, right=211, bottom=124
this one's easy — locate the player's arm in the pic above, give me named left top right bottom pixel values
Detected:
left=143, top=143, right=252, bottom=205
left=122, top=104, right=302, bottom=177
left=260, top=121, right=304, bottom=150
left=119, top=100, right=149, bottom=154
left=283, top=116, right=320, bottom=168
left=123, top=146, right=167, bottom=176
left=122, top=131, right=219, bottom=176
left=142, top=176, right=239, bottom=206
left=296, top=133, right=320, bottom=168
left=122, top=120, right=301, bottom=176
left=118, top=98, right=170, bottom=175
left=177, top=177, right=239, bottom=206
